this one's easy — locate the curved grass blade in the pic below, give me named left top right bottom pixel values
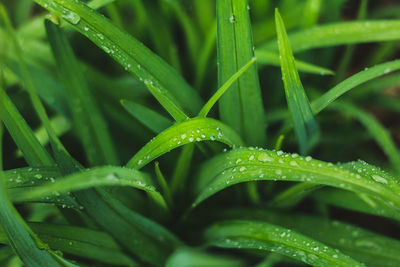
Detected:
left=192, top=148, right=400, bottom=210
left=126, top=117, right=244, bottom=169
left=121, top=100, right=172, bottom=133
left=205, top=220, right=364, bottom=267
left=45, top=20, right=118, bottom=166
left=270, top=182, right=322, bottom=208
left=216, top=208, right=400, bottom=266
left=14, top=166, right=167, bottom=210
left=331, top=102, right=400, bottom=174
left=312, top=60, right=400, bottom=114
left=256, top=50, right=335, bottom=75
left=217, top=0, right=266, bottom=146
left=0, top=222, right=136, bottom=266
left=259, top=20, right=400, bottom=53
left=33, top=0, right=203, bottom=115
left=275, top=9, right=319, bottom=154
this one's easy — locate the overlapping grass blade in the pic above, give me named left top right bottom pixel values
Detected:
left=205, top=220, right=364, bottom=266
left=259, top=20, right=400, bottom=53
left=256, top=50, right=335, bottom=75
left=126, top=117, right=244, bottom=169
left=302, top=0, right=322, bottom=28
left=121, top=100, right=172, bottom=133
left=192, top=148, right=400, bottom=210
left=46, top=20, right=118, bottom=166
left=216, top=0, right=266, bottom=146
left=33, top=0, right=203, bottom=116
left=275, top=9, right=319, bottom=154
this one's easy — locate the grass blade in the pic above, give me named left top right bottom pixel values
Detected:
left=33, top=0, right=203, bottom=115
left=121, top=100, right=172, bottom=133
left=217, top=0, right=266, bottom=146
left=205, top=220, right=364, bottom=266
left=199, top=57, right=256, bottom=117
left=192, top=148, right=400, bottom=210
left=275, top=9, right=319, bottom=154
left=126, top=117, right=244, bottom=169
left=256, top=50, right=335, bottom=75
left=311, top=60, right=400, bottom=114
left=259, top=20, right=400, bottom=53
left=45, top=20, right=118, bottom=166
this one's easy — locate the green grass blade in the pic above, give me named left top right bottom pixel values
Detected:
left=217, top=208, right=400, bottom=266
left=199, top=57, right=256, bottom=117
left=126, top=117, right=244, bottom=169
left=13, top=166, right=166, bottom=207
left=311, top=188, right=400, bottom=222
left=170, top=144, right=195, bottom=195
left=0, top=222, right=135, bottom=266
left=45, top=20, right=118, bottom=166
left=271, top=182, right=322, bottom=208
left=0, top=88, right=54, bottom=166
left=302, top=0, right=322, bottom=28
left=143, top=80, right=188, bottom=122
left=33, top=0, right=203, bottom=115
left=332, top=102, right=400, bottom=174
left=311, top=60, right=400, bottom=114
left=0, top=122, right=60, bottom=266
left=259, top=20, right=400, bottom=53
left=154, top=162, right=173, bottom=208
left=165, top=247, right=245, bottom=267
left=275, top=9, right=319, bottom=154
left=217, top=0, right=266, bottom=146
left=205, top=220, right=364, bottom=267
left=256, top=50, right=335, bottom=75
left=121, top=100, right=172, bottom=133
left=192, top=148, right=400, bottom=210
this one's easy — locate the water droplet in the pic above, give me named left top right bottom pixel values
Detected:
left=229, top=15, right=236, bottom=23
left=62, top=9, right=81, bottom=24
left=258, top=154, right=273, bottom=162
left=97, top=33, right=104, bottom=40
left=189, top=137, right=194, bottom=142
left=249, top=155, right=255, bottom=160
left=384, top=68, right=391, bottom=74
left=305, top=156, right=312, bottom=162
left=181, top=134, right=187, bottom=139
left=239, top=167, right=246, bottom=172
left=372, top=174, right=388, bottom=184
left=34, top=174, right=42, bottom=179
left=236, top=158, right=242, bottom=164
left=290, top=161, right=299, bottom=167
left=84, top=26, right=89, bottom=31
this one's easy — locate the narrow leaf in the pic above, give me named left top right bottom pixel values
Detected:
left=275, top=9, right=319, bottom=154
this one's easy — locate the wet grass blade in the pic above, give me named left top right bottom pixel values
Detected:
left=192, top=148, right=400, bottom=210
left=216, top=0, right=266, bottom=146
left=205, top=220, right=364, bottom=266
left=275, top=9, right=319, bottom=154
left=33, top=0, right=203, bottom=116
left=46, top=20, right=118, bottom=166
left=126, top=117, right=244, bottom=169
left=13, top=166, right=166, bottom=208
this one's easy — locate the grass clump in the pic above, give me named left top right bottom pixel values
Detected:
left=1, top=0, right=400, bottom=266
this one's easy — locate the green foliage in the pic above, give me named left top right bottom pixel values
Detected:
left=1, top=0, right=400, bottom=266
